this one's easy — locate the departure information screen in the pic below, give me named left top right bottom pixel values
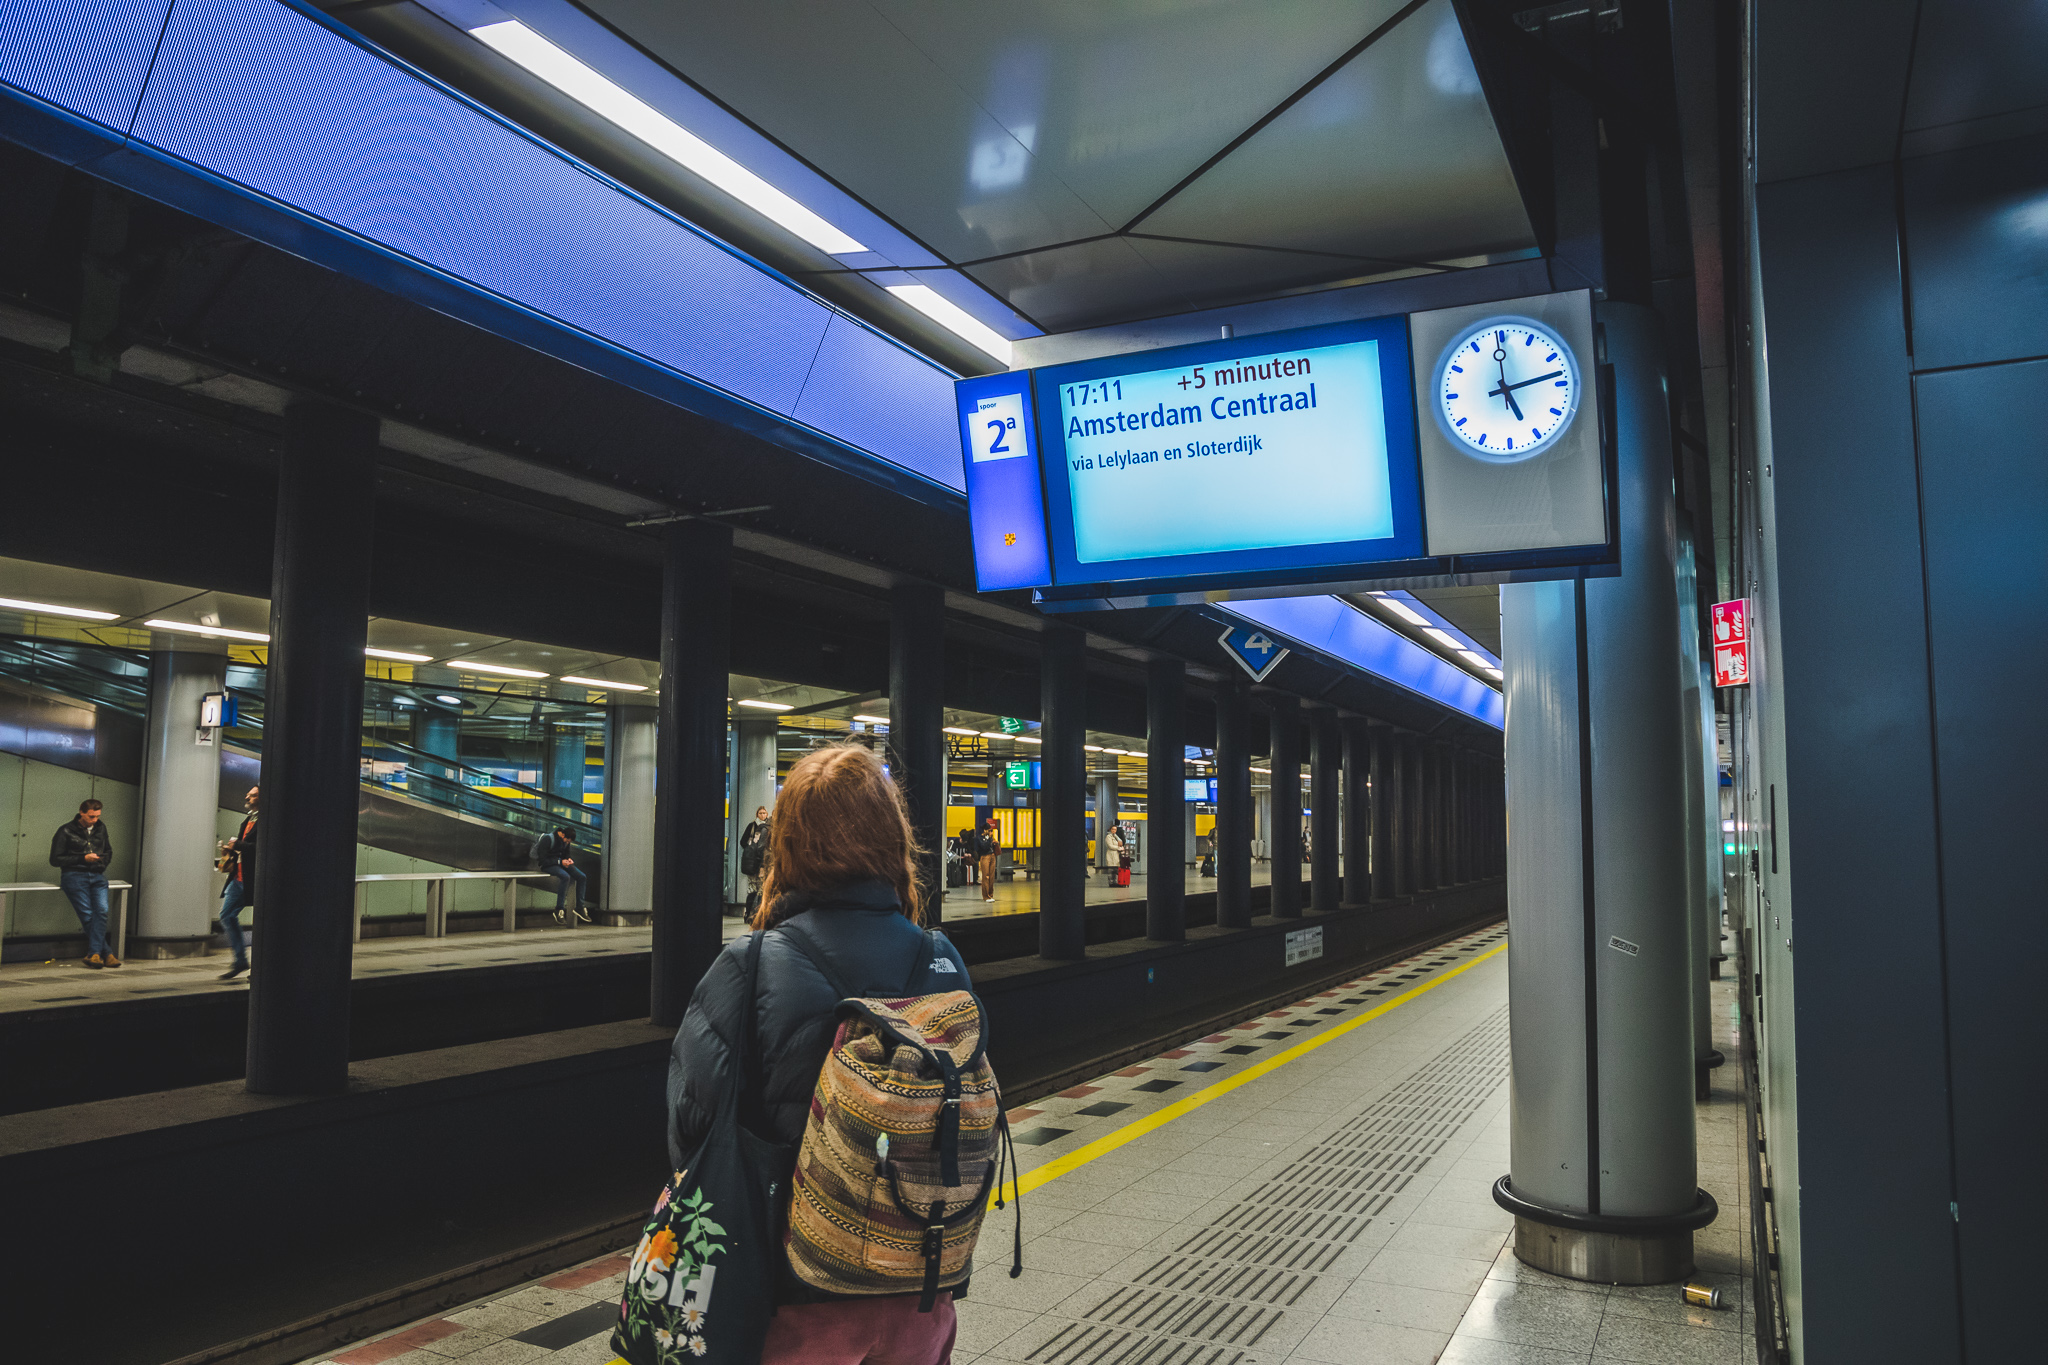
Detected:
left=1053, top=338, right=1395, bottom=565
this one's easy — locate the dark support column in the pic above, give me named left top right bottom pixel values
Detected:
left=245, top=400, right=376, bottom=1095
left=1443, top=743, right=1460, bottom=884
left=1215, top=683, right=1253, bottom=929
left=1402, top=733, right=1427, bottom=894
left=1342, top=718, right=1372, bottom=906
left=889, top=582, right=947, bottom=920
left=1039, top=624, right=1086, bottom=960
left=1146, top=656, right=1186, bottom=941
left=1268, top=696, right=1302, bottom=918
left=1429, top=740, right=1450, bottom=889
left=650, top=520, right=732, bottom=1028
left=1369, top=723, right=1396, bottom=901
left=1309, top=711, right=1340, bottom=912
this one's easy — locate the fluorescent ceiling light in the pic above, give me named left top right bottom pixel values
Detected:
left=1382, top=599, right=1430, bottom=626
left=561, top=675, right=649, bottom=692
left=1458, top=650, right=1490, bottom=668
left=853, top=714, right=890, bottom=725
left=0, top=596, right=119, bottom=621
left=979, top=731, right=1012, bottom=740
left=435, top=694, right=465, bottom=705
left=1083, top=744, right=1104, bottom=752
left=1251, top=766, right=1272, bottom=774
left=884, top=285, right=1013, bottom=365
left=738, top=698, right=794, bottom=711
left=1483, top=667, right=1504, bottom=679
left=1367, top=590, right=1387, bottom=597
left=1424, top=628, right=1466, bottom=651
left=470, top=21, right=864, bottom=255
left=366, top=647, right=434, bottom=662
left=145, top=619, right=269, bottom=642
left=458, top=660, right=549, bottom=678
left=1102, top=748, right=1128, bottom=755
left=1128, top=752, right=1148, bottom=759
left=1014, top=735, right=1041, bottom=744
left=942, top=726, right=980, bottom=735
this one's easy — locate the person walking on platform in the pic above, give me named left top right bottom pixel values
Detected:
left=215, top=786, right=258, bottom=979
left=664, top=742, right=973, bottom=1364
left=51, top=798, right=119, bottom=968
left=536, top=826, right=589, bottom=922
left=977, top=816, right=1000, bottom=902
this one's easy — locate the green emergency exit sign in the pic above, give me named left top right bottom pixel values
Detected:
left=1005, top=761, right=1032, bottom=789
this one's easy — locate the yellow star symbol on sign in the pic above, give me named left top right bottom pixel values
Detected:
left=1004, top=532, right=1017, bottom=546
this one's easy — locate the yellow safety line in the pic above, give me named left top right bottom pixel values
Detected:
left=1003, top=940, right=1508, bottom=1200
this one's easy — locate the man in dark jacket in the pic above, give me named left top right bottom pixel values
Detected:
left=536, top=827, right=588, bottom=922
left=216, top=786, right=258, bottom=979
left=665, top=880, right=972, bottom=1167
left=51, top=798, right=118, bottom=968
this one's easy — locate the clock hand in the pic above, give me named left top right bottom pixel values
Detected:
left=1488, top=369, right=1565, bottom=397
left=1493, top=354, right=1524, bottom=421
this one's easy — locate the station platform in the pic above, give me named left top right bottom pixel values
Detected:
left=0, top=868, right=1265, bottom=1016
left=302, top=926, right=1750, bottom=1365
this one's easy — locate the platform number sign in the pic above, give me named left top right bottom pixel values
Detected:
left=1218, top=624, right=1290, bottom=682
left=971, top=392, right=1027, bottom=462
left=1711, top=599, right=1750, bottom=687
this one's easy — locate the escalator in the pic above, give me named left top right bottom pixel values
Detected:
left=0, top=636, right=603, bottom=873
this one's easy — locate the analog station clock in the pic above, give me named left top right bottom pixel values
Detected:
left=1436, top=318, right=1580, bottom=462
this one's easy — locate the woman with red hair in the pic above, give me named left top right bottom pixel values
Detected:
left=664, top=742, right=974, bottom=1364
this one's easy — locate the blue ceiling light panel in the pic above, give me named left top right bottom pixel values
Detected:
left=1225, top=597, right=1504, bottom=729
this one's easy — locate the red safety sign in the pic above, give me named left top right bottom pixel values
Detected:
left=1711, top=599, right=1750, bottom=687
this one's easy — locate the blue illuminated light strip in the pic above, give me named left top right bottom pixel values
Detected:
left=0, top=0, right=967, bottom=494
left=1222, top=597, right=1504, bottom=729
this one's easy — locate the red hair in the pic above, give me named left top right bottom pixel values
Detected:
left=753, top=743, right=925, bottom=929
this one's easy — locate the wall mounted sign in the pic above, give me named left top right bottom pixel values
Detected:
left=1711, top=598, right=1750, bottom=687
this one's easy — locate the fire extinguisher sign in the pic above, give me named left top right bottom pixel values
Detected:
left=1711, top=599, right=1750, bottom=688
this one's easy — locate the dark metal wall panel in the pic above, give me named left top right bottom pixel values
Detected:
left=1903, top=133, right=2048, bottom=371
left=1914, top=356, right=2047, bottom=1363
left=1753, top=163, right=1959, bottom=1363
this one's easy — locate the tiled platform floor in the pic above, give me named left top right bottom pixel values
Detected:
left=301, top=925, right=1757, bottom=1365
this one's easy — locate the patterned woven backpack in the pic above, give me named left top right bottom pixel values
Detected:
left=783, top=935, right=1022, bottom=1310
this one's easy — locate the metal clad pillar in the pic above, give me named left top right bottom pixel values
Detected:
left=1094, top=772, right=1119, bottom=871
left=1039, top=624, right=1085, bottom=960
left=1267, top=696, right=1302, bottom=918
left=1341, top=718, right=1371, bottom=906
left=1146, top=656, right=1185, bottom=941
left=727, top=716, right=777, bottom=907
left=1215, top=684, right=1253, bottom=929
left=651, top=520, right=731, bottom=1028
left=1496, top=303, right=1706, bottom=1282
left=603, top=702, right=656, bottom=921
left=1675, top=519, right=1717, bottom=1097
left=1309, top=711, right=1340, bottom=912
left=245, top=400, right=375, bottom=1095
left=1410, top=735, right=1435, bottom=892
left=1368, top=723, right=1396, bottom=901
left=889, top=582, right=946, bottom=920
left=137, top=646, right=226, bottom=951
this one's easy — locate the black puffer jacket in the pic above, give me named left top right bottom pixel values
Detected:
left=665, top=880, right=973, bottom=1170
left=50, top=819, right=112, bottom=874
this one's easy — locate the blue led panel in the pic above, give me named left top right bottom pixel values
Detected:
left=1029, top=316, right=1422, bottom=590
left=792, top=315, right=964, bottom=491
left=956, top=372, right=1052, bottom=590
left=0, top=0, right=171, bottom=134
left=1224, top=596, right=1503, bottom=728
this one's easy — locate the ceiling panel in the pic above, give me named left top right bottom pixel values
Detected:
left=1141, top=0, right=1532, bottom=264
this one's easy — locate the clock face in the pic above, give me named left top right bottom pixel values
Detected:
left=1437, top=319, right=1579, bottom=462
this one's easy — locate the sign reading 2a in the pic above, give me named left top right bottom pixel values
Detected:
left=972, top=392, right=1028, bottom=462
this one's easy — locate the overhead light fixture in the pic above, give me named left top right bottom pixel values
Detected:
left=469, top=21, right=866, bottom=255
left=1367, top=591, right=1387, bottom=597
left=366, top=647, right=433, bottom=662
left=942, top=726, right=980, bottom=735
left=1483, top=667, right=1504, bottom=680
left=738, top=698, right=794, bottom=711
left=391, top=695, right=418, bottom=706
left=853, top=714, right=890, bottom=725
left=1128, top=752, right=1148, bottom=759
left=1102, top=748, right=1129, bottom=755
left=0, top=596, right=120, bottom=621
left=1083, top=744, right=1104, bottom=752
left=457, top=660, right=549, bottom=678
left=144, top=619, right=270, bottom=642
left=561, top=675, right=649, bottom=692
left=1015, top=735, right=1041, bottom=744
left=979, top=731, right=1012, bottom=740
left=435, top=694, right=465, bottom=705
left=884, top=285, right=1014, bottom=366
left=1424, top=628, right=1465, bottom=651
left=1250, top=766, right=1272, bottom=774
left=1458, top=650, right=1491, bottom=668
left=1382, top=599, right=1430, bottom=626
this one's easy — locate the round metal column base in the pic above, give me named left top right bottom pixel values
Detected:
left=1512, top=1216, right=1694, bottom=1285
